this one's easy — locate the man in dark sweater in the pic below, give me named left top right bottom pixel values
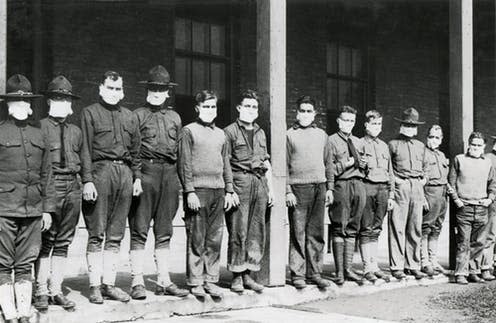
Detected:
left=224, top=90, right=273, bottom=294
left=178, top=90, right=237, bottom=299
left=328, top=105, right=366, bottom=285
left=286, top=95, right=333, bottom=289
left=80, top=71, right=142, bottom=304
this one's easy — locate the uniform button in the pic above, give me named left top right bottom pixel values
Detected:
left=24, top=140, right=28, bottom=143
left=26, top=153, right=31, bottom=157
left=26, top=168, right=30, bottom=172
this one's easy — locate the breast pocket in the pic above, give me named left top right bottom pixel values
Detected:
left=49, top=142, right=62, bottom=164
left=378, top=153, right=389, bottom=169
left=234, top=141, right=250, bottom=161
left=93, top=123, right=113, bottom=149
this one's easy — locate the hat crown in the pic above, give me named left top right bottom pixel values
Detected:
left=147, top=65, right=172, bottom=85
left=401, top=107, right=420, bottom=123
left=6, top=74, right=33, bottom=94
left=47, top=75, right=73, bottom=94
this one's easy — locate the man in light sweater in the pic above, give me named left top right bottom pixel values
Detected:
left=449, top=131, right=496, bottom=284
left=224, top=90, right=274, bottom=294
left=358, top=110, right=394, bottom=283
left=286, top=96, right=334, bottom=289
left=178, top=90, right=238, bottom=299
left=328, top=105, right=366, bottom=285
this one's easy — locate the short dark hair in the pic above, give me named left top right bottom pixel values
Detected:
left=469, top=131, right=486, bottom=144
left=365, top=110, right=382, bottom=122
left=428, top=125, right=443, bottom=137
left=296, top=95, right=316, bottom=110
left=101, top=71, right=122, bottom=84
left=238, top=89, right=259, bottom=105
left=194, top=90, right=218, bottom=104
left=339, top=105, right=357, bottom=115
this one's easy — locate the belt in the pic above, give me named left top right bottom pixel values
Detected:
left=234, top=169, right=266, bottom=177
left=54, top=173, right=77, bottom=180
left=145, top=158, right=174, bottom=164
left=363, top=179, right=388, bottom=185
left=336, top=176, right=363, bottom=182
left=426, top=183, right=446, bottom=187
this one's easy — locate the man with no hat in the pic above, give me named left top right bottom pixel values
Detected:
left=224, top=89, right=274, bottom=293
left=80, top=71, right=142, bottom=304
left=328, top=105, right=366, bottom=285
left=358, top=110, right=394, bottom=283
left=286, top=95, right=333, bottom=289
left=0, top=74, right=55, bottom=323
left=388, top=107, right=428, bottom=280
left=128, top=65, right=188, bottom=300
left=33, top=76, right=82, bottom=312
left=178, top=90, right=238, bottom=299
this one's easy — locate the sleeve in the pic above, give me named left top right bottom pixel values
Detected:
left=422, top=144, right=429, bottom=183
left=330, top=137, right=346, bottom=177
left=177, top=127, right=196, bottom=193
left=129, top=113, right=142, bottom=181
left=388, top=140, right=397, bottom=178
left=80, top=109, right=94, bottom=183
left=487, top=165, right=496, bottom=201
left=387, top=149, right=395, bottom=200
left=222, top=135, right=234, bottom=193
left=286, top=132, right=293, bottom=194
left=324, top=135, right=335, bottom=191
left=448, top=156, right=460, bottom=201
left=41, top=134, right=56, bottom=213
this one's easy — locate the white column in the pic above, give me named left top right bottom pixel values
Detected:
left=0, top=0, right=6, bottom=93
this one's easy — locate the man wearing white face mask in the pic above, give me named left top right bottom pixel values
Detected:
left=224, top=90, right=274, bottom=293
left=128, top=66, right=188, bottom=300
left=358, top=110, right=394, bottom=283
left=420, top=125, right=450, bottom=278
left=328, top=105, right=366, bottom=285
left=286, top=96, right=333, bottom=290
left=34, top=76, right=82, bottom=312
left=178, top=90, right=237, bottom=299
left=388, top=107, right=428, bottom=280
left=80, top=71, right=142, bottom=304
left=0, top=74, right=55, bottom=323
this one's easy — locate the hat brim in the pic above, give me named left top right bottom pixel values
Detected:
left=138, top=81, right=178, bottom=87
left=0, top=93, right=43, bottom=99
left=394, top=117, right=425, bottom=125
left=42, top=90, right=81, bottom=100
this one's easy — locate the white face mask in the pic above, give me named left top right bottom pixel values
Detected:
left=99, top=79, right=124, bottom=105
left=337, top=115, right=355, bottom=134
left=146, top=90, right=169, bottom=106
left=48, top=99, right=73, bottom=118
left=365, top=123, right=382, bottom=138
left=296, top=111, right=315, bottom=127
left=7, top=101, right=33, bottom=120
left=238, top=107, right=258, bottom=124
left=399, top=125, right=418, bottom=138
left=427, top=137, right=442, bottom=150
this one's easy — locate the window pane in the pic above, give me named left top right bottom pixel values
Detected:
left=175, top=57, right=191, bottom=95
left=192, top=59, right=209, bottom=94
left=192, top=21, right=209, bottom=53
left=326, top=78, right=338, bottom=110
left=175, top=18, right=191, bottom=50
left=338, top=45, right=352, bottom=76
left=210, top=24, right=226, bottom=56
left=352, top=48, right=363, bottom=78
left=326, top=43, right=337, bottom=74
left=352, top=82, right=364, bottom=112
left=211, top=62, right=226, bottom=100
left=338, top=80, right=352, bottom=106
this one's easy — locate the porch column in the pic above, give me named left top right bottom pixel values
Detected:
left=0, top=0, right=6, bottom=93
left=255, top=0, right=287, bottom=286
left=449, top=0, right=473, bottom=269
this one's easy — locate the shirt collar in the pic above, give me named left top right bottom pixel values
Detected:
left=364, top=135, right=379, bottom=143
left=146, top=102, right=172, bottom=114
left=292, top=121, right=317, bottom=129
left=466, top=152, right=485, bottom=159
left=236, top=119, right=260, bottom=132
left=48, top=116, right=68, bottom=127
left=337, top=131, right=351, bottom=141
left=196, top=119, right=216, bottom=129
left=99, top=99, right=121, bottom=112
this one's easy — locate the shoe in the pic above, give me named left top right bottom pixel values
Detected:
left=374, top=271, right=391, bottom=283
left=164, top=284, right=189, bottom=298
left=433, top=265, right=448, bottom=275
left=309, top=276, right=331, bottom=289
left=89, top=286, right=104, bottom=304
left=391, top=270, right=406, bottom=280
left=190, top=285, right=206, bottom=298
left=130, top=284, right=147, bottom=300
left=293, top=279, right=307, bottom=290
left=203, top=282, right=224, bottom=298
left=363, top=272, right=377, bottom=283
left=101, top=284, right=130, bottom=303
left=481, top=270, right=496, bottom=281
left=230, top=275, right=244, bottom=294
left=455, top=275, right=468, bottom=285
left=52, top=293, right=76, bottom=311
left=405, top=269, right=426, bottom=280
left=467, top=273, right=484, bottom=283
left=243, top=274, right=264, bottom=293
left=421, top=266, right=435, bottom=277
left=18, top=317, right=30, bottom=323
left=33, top=294, right=49, bottom=312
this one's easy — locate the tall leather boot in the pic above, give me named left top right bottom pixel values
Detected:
left=332, top=237, right=345, bottom=285
left=344, top=237, right=362, bottom=282
left=0, top=283, right=18, bottom=321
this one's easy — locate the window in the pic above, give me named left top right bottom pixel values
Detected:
left=174, top=17, right=228, bottom=100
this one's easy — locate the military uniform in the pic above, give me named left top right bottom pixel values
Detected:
left=481, top=151, right=496, bottom=277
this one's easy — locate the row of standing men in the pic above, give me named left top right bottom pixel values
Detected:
left=0, top=65, right=495, bottom=323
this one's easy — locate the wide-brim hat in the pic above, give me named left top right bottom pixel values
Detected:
left=0, top=74, right=43, bottom=99
left=394, top=107, right=425, bottom=125
left=42, top=75, right=80, bottom=99
left=139, top=65, right=178, bottom=87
